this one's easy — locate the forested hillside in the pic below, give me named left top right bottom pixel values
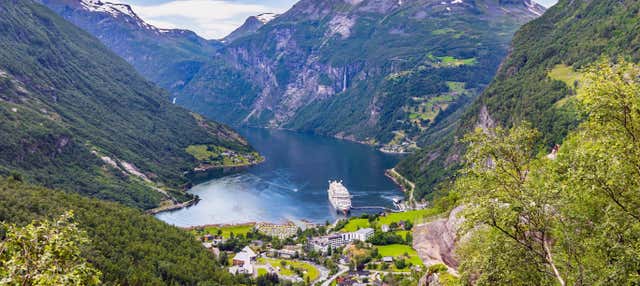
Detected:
left=179, top=0, right=544, bottom=149
left=0, top=177, right=238, bottom=285
left=450, top=60, right=640, bottom=285
left=398, top=0, right=640, bottom=201
left=0, top=0, right=256, bottom=209
left=43, top=0, right=544, bottom=151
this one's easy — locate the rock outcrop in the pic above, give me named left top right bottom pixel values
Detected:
left=413, top=206, right=465, bottom=273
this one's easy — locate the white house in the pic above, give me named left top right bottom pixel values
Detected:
left=229, top=246, right=257, bottom=275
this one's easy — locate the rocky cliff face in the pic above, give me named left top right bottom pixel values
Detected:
left=179, top=0, right=545, bottom=147
left=413, top=206, right=466, bottom=273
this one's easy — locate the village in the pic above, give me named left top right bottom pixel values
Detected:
left=189, top=208, right=439, bottom=286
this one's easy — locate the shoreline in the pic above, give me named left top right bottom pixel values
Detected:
left=181, top=222, right=257, bottom=231
left=192, top=156, right=266, bottom=173
left=385, top=168, right=413, bottom=193
left=146, top=197, right=199, bottom=215
left=241, top=126, right=416, bottom=155
left=150, top=158, right=267, bottom=216
left=385, top=168, right=416, bottom=206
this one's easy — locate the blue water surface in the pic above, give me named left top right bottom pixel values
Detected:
left=156, top=128, right=404, bottom=226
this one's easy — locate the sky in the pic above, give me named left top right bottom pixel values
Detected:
left=126, top=0, right=297, bottom=39
left=123, top=0, right=559, bottom=40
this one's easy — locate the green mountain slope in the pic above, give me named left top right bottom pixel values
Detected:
left=398, top=0, right=640, bottom=200
left=177, top=0, right=544, bottom=148
left=0, top=178, right=237, bottom=285
left=0, top=0, right=255, bottom=209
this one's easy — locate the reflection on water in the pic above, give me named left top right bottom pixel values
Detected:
left=156, top=128, right=404, bottom=226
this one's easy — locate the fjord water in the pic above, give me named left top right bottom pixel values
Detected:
left=156, top=128, right=403, bottom=226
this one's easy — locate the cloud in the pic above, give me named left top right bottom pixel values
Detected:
left=130, top=0, right=287, bottom=39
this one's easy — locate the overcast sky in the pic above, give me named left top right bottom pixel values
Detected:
left=124, top=0, right=559, bottom=40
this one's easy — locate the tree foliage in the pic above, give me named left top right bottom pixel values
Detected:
left=456, top=60, right=640, bottom=285
left=0, top=212, right=101, bottom=285
left=0, top=178, right=238, bottom=285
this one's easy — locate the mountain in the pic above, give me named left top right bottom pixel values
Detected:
left=39, top=0, right=221, bottom=93
left=43, top=0, right=543, bottom=149
left=0, top=178, right=238, bottom=284
left=223, top=13, right=279, bottom=43
left=397, top=0, right=640, bottom=200
left=0, top=0, right=257, bottom=209
left=177, top=0, right=545, bottom=148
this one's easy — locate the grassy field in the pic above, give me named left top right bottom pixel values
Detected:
left=186, top=145, right=261, bottom=167
left=192, top=224, right=255, bottom=239
left=446, top=81, right=466, bottom=93
left=548, top=64, right=585, bottom=93
left=431, top=28, right=456, bottom=35
left=257, top=268, right=268, bottom=276
left=394, top=230, right=411, bottom=239
left=407, top=92, right=461, bottom=129
left=377, top=244, right=423, bottom=267
left=341, top=218, right=371, bottom=232
left=429, top=54, right=477, bottom=67
left=378, top=208, right=440, bottom=225
left=258, top=258, right=320, bottom=282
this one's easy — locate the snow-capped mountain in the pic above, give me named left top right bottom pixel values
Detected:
left=40, top=0, right=220, bottom=91
left=222, top=13, right=279, bottom=43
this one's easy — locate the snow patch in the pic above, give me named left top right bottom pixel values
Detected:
left=80, top=0, right=135, bottom=18
left=78, top=0, right=163, bottom=32
left=255, top=13, right=278, bottom=24
left=451, top=0, right=463, bottom=4
left=525, top=1, right=544, bottom=16
left=344, top=0, right=365, bottom=5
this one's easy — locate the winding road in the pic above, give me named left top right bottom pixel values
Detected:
left=321, top=265, right=349, bottom=286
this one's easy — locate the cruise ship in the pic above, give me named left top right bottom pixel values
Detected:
left=328, top=180, right=352, bottom=215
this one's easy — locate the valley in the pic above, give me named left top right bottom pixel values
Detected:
left=2, top=0, right=640, bottom=285
left=41, top=0, right=544, bottom=154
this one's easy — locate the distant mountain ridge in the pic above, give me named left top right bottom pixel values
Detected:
left=40, top=0, right=221, bottom=93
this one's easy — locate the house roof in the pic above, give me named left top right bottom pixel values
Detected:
left=355, top=228, right=374, bottom=234
left=241, top=246, right=257, bottom=257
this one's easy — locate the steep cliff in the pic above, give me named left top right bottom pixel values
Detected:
left=179, top=0, right=544, bottom=148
